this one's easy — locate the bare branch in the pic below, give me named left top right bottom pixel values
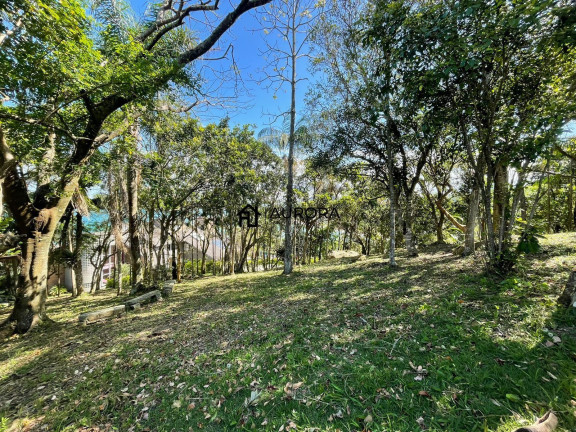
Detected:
left=137, top=0, right=220, bottom=43
left=178, top=0, right=272, bottom=66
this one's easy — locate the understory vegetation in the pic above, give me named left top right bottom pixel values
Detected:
left=1, top=233, right=575, bottom=432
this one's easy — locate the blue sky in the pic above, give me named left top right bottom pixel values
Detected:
left=129, top=0, right=316, bottom=132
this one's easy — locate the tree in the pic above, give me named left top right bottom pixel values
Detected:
left=257, top=0, right=322, bottom=275
left=140, top=114, right=207, bottom=281
left=206, top=122, right=283, bottom=274
left=419, top=133, right=463, bottom=245
left=313, top=0, right=446, bottom=260
left=425, top=0, right=576, bottom=268
left=0, top=0, right=271, bottom=335
left=321, top=0, right=576, bottom=270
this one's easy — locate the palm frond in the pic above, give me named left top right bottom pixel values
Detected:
left=258, top=127, right=289, bottom=150
left=89, top=0, right=135, bottom=40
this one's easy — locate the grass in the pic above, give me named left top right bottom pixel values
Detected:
left=0, top=233, right=575, bottom=432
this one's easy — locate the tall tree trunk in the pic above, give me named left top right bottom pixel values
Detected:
left=493, top=161, right=509, bottom=253
left=463, top=187, right=480, bottom=256
left=111, top=209, right=123, bottom=296
left=177, top=242, right=183, bottom=282
left=481, top=166, right=497, bottom=261
left=201, top=246, right=207, bottom=275
left=388, top=142, right=397, bottom=267
left=505, top=167, right=528, bottom=244
left=395, top=195, right=404, bottom=247
left=492, top=162, right=507, bottom=235
left=155, top=220, right=167, bottom=281
left=252, top=238, right=260, bottom=272
left=1, top=129, right=82, bottom=333
left=519, top=187, right=527, bottom=222
left=303, top=223, right=310, bottom=265
left=436, top=211, right=445, bottom=244
left=171, top=218, right=177, bottom=279
left=236, top=229, right=256, bottom=273
left=147, top=201, right=155, bottom=281
left=68, top=223, right=77, bottom=297
left=111, top=216, right=123, bottom=295
left=212, top=238, right=217, bottom=275
left=114, top=242, right=122, bottom=296
left=547, top=165, right=551, bottom=233
left=73, top=212, right=84, bottom=296
left=568, top=160, right=574, bottom=231
left=284, top=45, right=296, bottom=276
left=1, top=194, right=63, bottom=334
left=127, top=151, right=142, bottom=288
left=60, top=206, right=74, bottom=294
left=404, top=193, right=418, bottom=257
left=230, top=224, right=236, bottom=275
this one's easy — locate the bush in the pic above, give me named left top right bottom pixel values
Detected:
left=206, top=260, right=222, bottom=275
left=106, top=264, right=131, bottom=289
left=183, top=260, right=194, bottom=278
left=491, top=248, right=518, bottom=274
left=517, top=226, right=543, bottom=254
left=48, top=285, right=67, bottom=296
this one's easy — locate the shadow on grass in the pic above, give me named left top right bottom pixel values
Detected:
left=0, top=245, right=574, bottom=431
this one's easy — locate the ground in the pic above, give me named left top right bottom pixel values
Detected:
left=0, top=234, right=575, bottom=432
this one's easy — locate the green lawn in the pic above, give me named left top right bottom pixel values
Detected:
left=1, top=234, right=575, bottom=432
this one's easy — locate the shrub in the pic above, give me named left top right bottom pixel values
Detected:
left=491, top=248, right=518, bottom=274
left=48, top=285, right=68, bottom=296
left=517, top=226, right=544, bottom=254
left=105, top=264, right=131, bottom=289
left=183, top=260, right=194, bottom=278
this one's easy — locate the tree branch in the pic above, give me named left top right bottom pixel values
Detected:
left=178, top=0, right=271, bottom=66
left=555, top=144, right=576, bottom=162
left=137, top=0, right=220, bottom=43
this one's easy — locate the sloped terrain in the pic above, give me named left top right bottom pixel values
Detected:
left=0, top=234, right=575, bottom=432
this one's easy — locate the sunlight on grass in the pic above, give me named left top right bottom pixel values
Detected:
left=0, top=234, right=575, bottom=431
